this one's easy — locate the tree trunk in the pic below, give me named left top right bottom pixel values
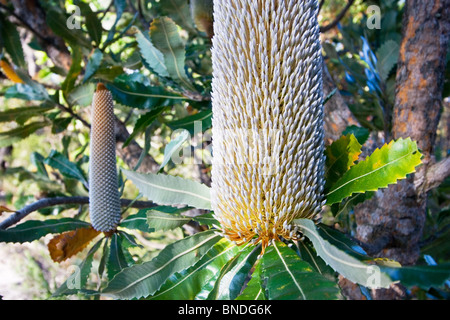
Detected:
left=352, top=0, right=450, bottom=298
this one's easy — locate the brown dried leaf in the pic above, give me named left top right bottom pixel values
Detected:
left=48, top=226, right=101, bottom=263
left=0, top=205, right=15, bottom=216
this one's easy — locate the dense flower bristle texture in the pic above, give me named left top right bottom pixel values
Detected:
left=211, top=0, right=325, bottom=252
left=89, top=83, right=121, bottom=232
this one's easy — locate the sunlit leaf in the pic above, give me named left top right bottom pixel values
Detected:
left=67, top=83, right=96, bottom=107
left=134, top=27, right=169, bottom=78
left=207, top=244, right=260, bottom=300
left=262, top=241, right=341, bottom=300
left=326, top=138, right=422, bottom=205
left=150, top=17, right=196, bottom=92
left=236, top=261, right=265, bottom=300
left=123, top=169, right=211, bottom=210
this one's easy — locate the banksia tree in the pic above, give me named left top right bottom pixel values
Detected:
left=210, top=0, right=325, bottom=252
left=89, top=83, right=121, bottom=232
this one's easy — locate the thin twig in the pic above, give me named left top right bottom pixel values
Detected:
left=56, top=102, right=91, bottom=129
left=0, top=196, right=156, bottom=230
left=319, top=0, right=355, bottom=33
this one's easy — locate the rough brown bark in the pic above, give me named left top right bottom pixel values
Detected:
left=115, top=119, right=160, bottom=173
left=352, top=0, right=450, bottom=298
left=10, top=0, right=72, bottom=71
left=322, top=60, right=360, bottom=144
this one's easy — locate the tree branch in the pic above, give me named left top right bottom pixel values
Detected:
left=0, top=196, right=156, bottom=230
left=319, top=0, right=355, bottom=33
left=422, top=156, right=450, bottom=192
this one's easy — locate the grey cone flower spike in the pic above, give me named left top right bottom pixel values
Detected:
left=89, top=83, right=121, bottom=232
left=210, top=0, right=325, bottom=252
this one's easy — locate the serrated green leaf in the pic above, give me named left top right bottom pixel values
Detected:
left=5, top=84, right=47, bottom=101
left=0, top=121, right=49, bottom=147
left=44, top=149, right=88, bottom=189
left=325, top=133, right=362, bottom=192
left=67, top=83, right=95, bottom=107
left=381, top=263, right=450, bottom=290
left=262, top=241, right=341, bottom=300
left=102, top=230, right=221, bottom=299
left=0, top=218, right=91, bottom=243
left=83, top=49, right=103, bottom=82
left=376, top=40, right=399, bottom=82
left=119, top=209, right=153, bottom=232
left=107, top=233, right=134, bottom=281
left=326, top=138, right=422, bottom=205
left=149, top=238, right=239, bottom=300
left=342, top=125, right=370, bottom=145
left=193, top=212, right=218, bottom=228
left=30, top=151, right=49, bottom=177
left=146, top=206, right=192, bottom=231
left=158, top=0, right=196, bottom=34
left=160, top=129, right=190, bottom=171
left=150, top=17, right=196, bottom=92
left=0, top=106, right=53, bottom=123
left=124, top=106, right=166, bottom=147
left=134, top=27, right=169, bottom=78
left=294, top=219, right=393, bottom=289
left=296, top=239, right=335, bottom=279
left=166, top=109, right=212, bottom=135
left=210, top=244, right=261, bottom=300
left=236, top=261, right=265, bottom=300
left=107, top=81, right=184, bottom=110
left=10, top=69, right=49, bottom=100
left=123, top=169, right=211, bottom=210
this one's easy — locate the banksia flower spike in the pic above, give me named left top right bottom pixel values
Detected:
left=89, top=83, right=121, bottom=232
left=211, top=0, right=325, bottom=252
